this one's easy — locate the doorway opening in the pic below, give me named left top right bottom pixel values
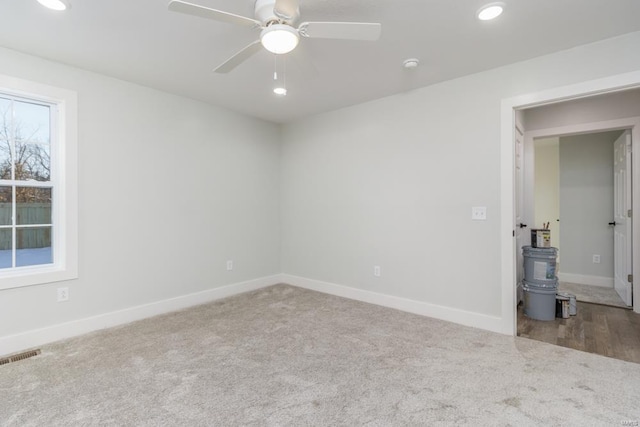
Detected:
left=517, top=127, right=640, bottom=363
left=531, top=129, right=630, bottom=309
left=501, top=73, right=640, bottom=362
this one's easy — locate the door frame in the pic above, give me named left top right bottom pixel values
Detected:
left=500, top=70, right=640, bottom=335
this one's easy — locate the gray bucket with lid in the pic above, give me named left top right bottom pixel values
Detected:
left=523, top=246, right=558, bottom=286
left=523, top=281, right=557, bottom=321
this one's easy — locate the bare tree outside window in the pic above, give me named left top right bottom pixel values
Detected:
left=0, top=99, right=51, bottom=182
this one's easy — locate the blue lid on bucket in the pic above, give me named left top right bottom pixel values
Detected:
left=523, top=279, right=558, bottom=290
left=522, top=246, right=558, bottom=256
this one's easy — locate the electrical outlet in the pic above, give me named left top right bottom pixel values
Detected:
left=374, top=265, right=381, bottom=277
left=57, top=287, right=69, bottom=302
left=472, top=206, right=487, bottom=220
left=226, top=260, right=233, bottom=271
left=592, top=254, right=601, bottom=264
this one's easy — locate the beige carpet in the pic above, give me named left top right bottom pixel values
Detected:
left=558, top=281, right=629, bottom=308
left=2, top=284, right=640, bottom=426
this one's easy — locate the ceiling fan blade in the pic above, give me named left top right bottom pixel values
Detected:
left=168, top=0, right=261, bottom=28
left=214, top=40, right=263, bottom=73
left=298, top=22, right=382, bottom=41
left=273, top=0, right=300, bottom=21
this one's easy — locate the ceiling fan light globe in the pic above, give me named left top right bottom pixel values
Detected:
left=261, top=24, right=299, bottom=54
left=37, top=0, right=69, bottom=11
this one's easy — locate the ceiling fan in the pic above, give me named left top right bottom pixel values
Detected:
left=168, top=0, right=382, bottom=73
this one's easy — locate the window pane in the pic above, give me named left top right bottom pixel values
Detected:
left=0, top=186, right=11, bottom=226
left=16, top=187, right=51, bottom=225
left=14, top=101, right=51, bottom=182
left=0, top=97, right=10, bottom=140
left=0, top=228, right=11, bottom=268
left=14, top=101, right=50, bottom=145
left=0, top=138, right=10, bottom=180
left=0, top=97, right=10, bottom=180
left=17, top=226, right=52, bottom=267
left=14, top=142, right=50, bottom=181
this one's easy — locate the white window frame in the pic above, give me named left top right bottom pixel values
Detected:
left=0, top=74, right=77, bottom=290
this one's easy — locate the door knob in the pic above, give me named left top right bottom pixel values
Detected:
left=518, top=223, right=527, bottom=228
left=608, top=221, right=617, bottom=226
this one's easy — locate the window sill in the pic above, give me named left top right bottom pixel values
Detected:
left=0, top=263, right=78, bottom=290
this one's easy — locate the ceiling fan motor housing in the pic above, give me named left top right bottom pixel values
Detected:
left=255, top=0, right=299, bottom=24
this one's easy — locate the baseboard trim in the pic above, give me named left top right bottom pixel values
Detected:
left=0, top=274, right=285, bottom=357
left=281, top=274, right=507, bottom=335
left=558, top=273, right=613, bottom=288
left=2, top=273, right=511, bottom=356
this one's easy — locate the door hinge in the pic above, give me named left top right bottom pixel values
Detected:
left=628, top=209, right=632, bottom=218
left=628, top=274, right=633, bottom=283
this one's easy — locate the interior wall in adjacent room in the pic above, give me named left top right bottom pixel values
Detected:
left=559, top=131, right=620, bottom=282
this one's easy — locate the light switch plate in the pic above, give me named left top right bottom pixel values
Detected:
left=472, top=206, right=487, bottom=220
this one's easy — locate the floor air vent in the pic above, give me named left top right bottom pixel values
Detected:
left=0, top=349, right=41, bottom=366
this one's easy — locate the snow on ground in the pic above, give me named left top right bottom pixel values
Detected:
left=0, top=247, right=52, bottom=268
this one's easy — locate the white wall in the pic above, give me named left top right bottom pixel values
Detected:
left=0, top=47, right=281, bottom=348
left=280, top=32, right=640, bottom=328
left=3, top=31, right=640, bottom=350
left=534, top=138, right=560, bottom=251
left=559, top=131, right=619, bottom=283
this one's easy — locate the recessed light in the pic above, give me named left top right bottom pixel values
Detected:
left=37, top=0, right=70, bottom=11
left=273, top=87, right=287, bottom=96
left=477, top=2, right=504, bottom=21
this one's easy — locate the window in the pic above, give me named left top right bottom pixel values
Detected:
left=0, top=75, right=77, bottom=290
left=1, top=97, right=54, bottom=268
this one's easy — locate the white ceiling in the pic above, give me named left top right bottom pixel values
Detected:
left=1, top=0, right=640, bottom=124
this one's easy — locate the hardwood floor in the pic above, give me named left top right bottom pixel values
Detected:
left=518, top=301, right=640, bottom=364
left=557, top=281, right=627, bottom=308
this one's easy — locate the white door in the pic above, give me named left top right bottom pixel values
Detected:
left=515, top=126, right=526, bottom=301
left=613, top=130, right=632, bottom=306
